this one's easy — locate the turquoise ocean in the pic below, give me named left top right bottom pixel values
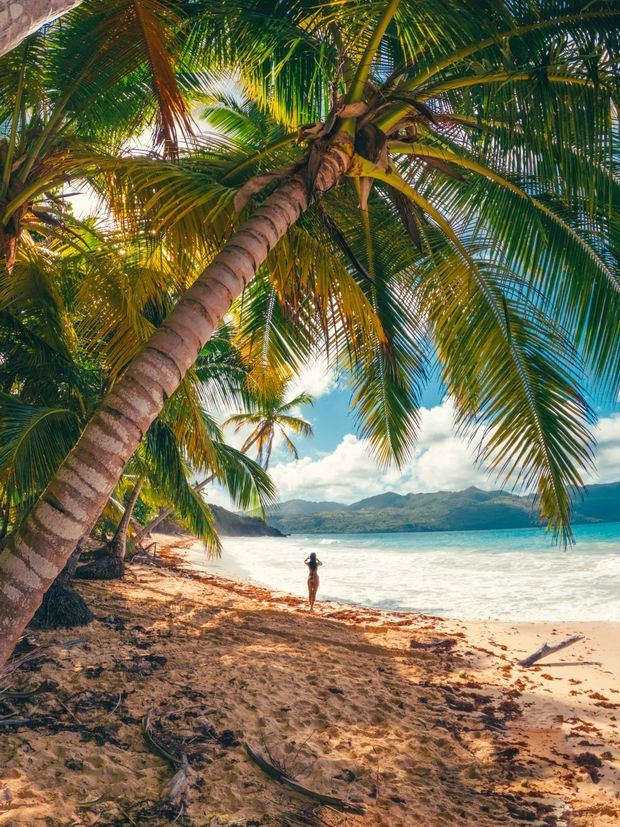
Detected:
left=185, top=522, right=620, bottom=622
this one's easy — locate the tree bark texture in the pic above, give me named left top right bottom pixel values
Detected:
left=0, top=0, right=82, bottom=56
left=110, top=476, right=145, bottom=561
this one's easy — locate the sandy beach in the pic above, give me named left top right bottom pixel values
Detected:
left=0, top=538, right=618, bottom=826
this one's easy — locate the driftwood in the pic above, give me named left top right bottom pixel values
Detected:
left=0, top=716, right=31, bottom=728
left=517, top=634, right=584, bottom=667
left=1, top=681, right=48, bottom=700
left=142, top=709, right=183, bottom=767
left=244, top=742, right=365, bottom=815
left=409, top=638, right=457, bottom=651
left=166, top=754, right=190, bottom=807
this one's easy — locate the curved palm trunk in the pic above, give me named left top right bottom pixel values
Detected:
left=0, top=0, right=83, bottom=56
left=75, top=475, right=145, bottom=580
left=109, top=476, right=145, bottom=562
left=0, top=141, right=351, bottom=670
left=138, top=505, right=173, bottom=541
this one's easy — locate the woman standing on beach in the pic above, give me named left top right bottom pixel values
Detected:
left=305, top=553, right=322, bottom=611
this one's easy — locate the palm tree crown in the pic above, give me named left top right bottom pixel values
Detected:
left=226, top=382, right=314, bottom=470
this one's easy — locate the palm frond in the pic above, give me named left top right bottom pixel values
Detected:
left=0, top=393, right=81, bottom=518
left=145, top=418, right=220, bottom=554
left=417, top=232, right=596, bottom=544
left=207, top=441, right=277, bottom=515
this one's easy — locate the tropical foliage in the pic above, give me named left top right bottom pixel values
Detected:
left=0, top=0, right=618, bottom=667
left=0, top=232, right=275, bottom=555
left=108, top=4, right=619, bottom=541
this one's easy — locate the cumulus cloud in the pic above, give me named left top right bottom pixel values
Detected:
left=268, top=398, right=491, bottom=503
left=205, top=379, right=620, bottom=508
left=269, top=434, right=379, bottom=502
left=266, top=400, right=620, bottom=504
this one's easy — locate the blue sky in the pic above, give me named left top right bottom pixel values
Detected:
left=307, top=374, right=618, bottom=455
left=213, top=361, right=620, bottom=507
left=307, top=373, right=445, bottom=455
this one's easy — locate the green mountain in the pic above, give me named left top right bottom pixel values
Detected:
left=265, top=482, right=620, bottom=535
left=212, top=505, right=284, bottom=537
left=273, top=498, right=343, bottom=516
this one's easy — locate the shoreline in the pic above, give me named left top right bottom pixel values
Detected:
left=163, top=532, right=620, bottom=624
left=0, top=534, right=618, bottom=825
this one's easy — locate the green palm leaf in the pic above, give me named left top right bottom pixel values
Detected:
left=0, top=393, right=81, bottom=517
left=145, top=418, right=220, bottom=554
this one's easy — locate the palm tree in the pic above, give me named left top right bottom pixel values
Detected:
left=0, top=0, right=204, bottom=270
left=226, top=383, right=313, bottom=471
left=135, top=360, right=308, bottom=542
left=0, top=232, right=275, bottom=594
left=0, top=0, right=618, bottom=669
left=103, top=329, right=249, bottom=556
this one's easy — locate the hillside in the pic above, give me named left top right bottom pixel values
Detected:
left=265, top=482, right=620, bottom=535
left=273, top=498, right=343, bottom=516
left=212, top=505, right=284, bottom=537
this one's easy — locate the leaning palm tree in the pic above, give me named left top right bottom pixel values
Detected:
left=0, top=233, right=275, bottom=591
left=102, top=333, right=250, bottom=566
left=0, top=0, right=619, bottom=669
left=226, top=382, right=313, bottom=471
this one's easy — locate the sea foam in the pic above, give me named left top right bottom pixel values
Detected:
left=184, top=522, right=620, bottom=621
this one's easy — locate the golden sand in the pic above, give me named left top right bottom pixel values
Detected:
left=0, top=540, right=618, bottom=826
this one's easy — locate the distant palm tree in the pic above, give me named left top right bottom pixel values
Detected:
left=1, top=0, right=618, bottom=669
left=226, top=384, right=313, bottom=471
left=138, top=376, right=313, bottom=540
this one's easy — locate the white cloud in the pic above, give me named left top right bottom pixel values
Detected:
left=287, top=354, right=337, bottom=400
left=587, top=412, right=620, bottom=485
left=265, top=400, right=620, bottom=504
left=268, top=398, right=490, bottom=503
left=270, top=434, right=379, bottom=502
left=66, top=182, right=104, bottom=220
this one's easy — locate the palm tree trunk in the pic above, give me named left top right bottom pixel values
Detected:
left=109, top=476, right=145, bottom=562
left=138, top=505, right=173, bottom=541
left=74, top=475, right=145, bottom=581
left=264, top=432, right=275, bottom=471
left=30, top=538, right=94, bottom=629
left=0, top=0, right=83, bottom=56
left=0, top=141, right=352, bottom=670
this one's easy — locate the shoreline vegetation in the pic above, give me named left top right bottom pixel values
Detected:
left=1, top=533, right=618, bottom=826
